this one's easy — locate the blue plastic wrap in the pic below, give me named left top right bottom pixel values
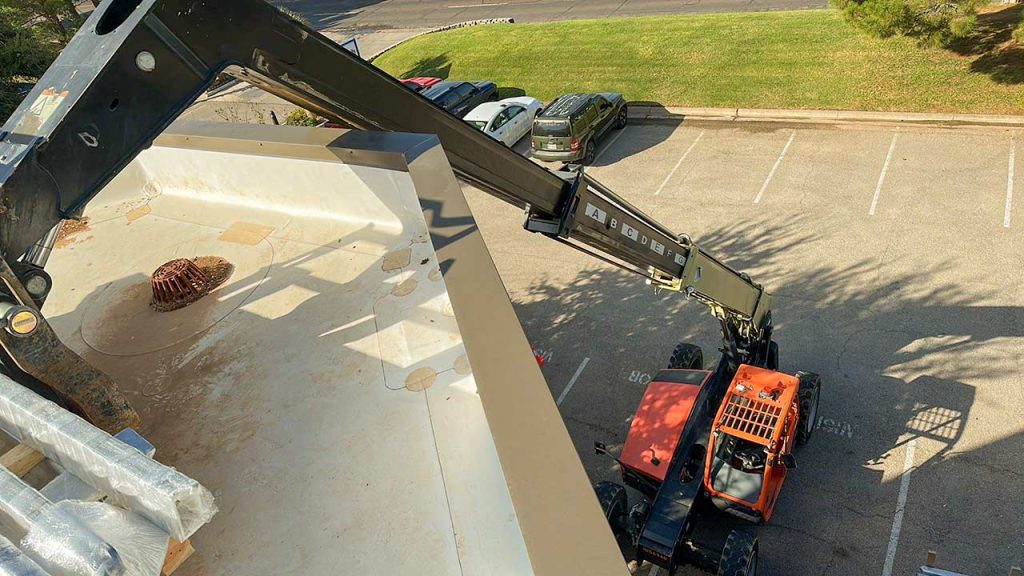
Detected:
left=0, top=532, right=48, bottom=576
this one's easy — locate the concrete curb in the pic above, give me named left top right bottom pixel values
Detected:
left=628, top=105, right=1024, bottom=128
left=368, top=18, right=515, bottom=61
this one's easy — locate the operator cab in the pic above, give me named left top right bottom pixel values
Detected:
left=704, top=365, right=801, bottom=523
left=709, top=433, right=767, bottom=512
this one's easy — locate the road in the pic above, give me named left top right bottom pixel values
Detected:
left=467, top=118, right=1024, bottom=575
left=273, top=0, right=828, bottom=31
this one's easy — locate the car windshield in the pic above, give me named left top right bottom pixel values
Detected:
left=533, top=119, right=570, bottom=137
left=422, top=84, right=454, bottom=99
left=467, top=120, right=488, bottom=131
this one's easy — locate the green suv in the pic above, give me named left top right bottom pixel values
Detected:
left=531, top=93, right=627, bottom=164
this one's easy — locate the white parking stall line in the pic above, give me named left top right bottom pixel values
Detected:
left=870, top=130, right=900, bottom=216
left=881, top=438, right=917, bottom=576
left=593, top=127, right=629, bottom=164
left=654, top=130, right=705, bottom=195
left=556, top=357, right=590, bottom=406
left=1005, top=137, right=1015, bottom=228
left=753, top=130, right=796, bottom=204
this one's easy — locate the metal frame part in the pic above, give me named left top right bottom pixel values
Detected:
left=0, top=0, right=772, bottom=367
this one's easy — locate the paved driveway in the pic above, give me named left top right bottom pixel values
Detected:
left=274, top=0, right=828, bottom=31
left=466, top=119, right=1024, bottom=575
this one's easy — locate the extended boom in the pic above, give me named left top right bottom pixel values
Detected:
left=0, top=0, right=772, bottom=366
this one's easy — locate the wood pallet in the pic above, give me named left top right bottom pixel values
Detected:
left=0, top=443, right=195, bottom=575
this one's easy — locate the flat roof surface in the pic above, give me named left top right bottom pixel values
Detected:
left=44, top=126, right=535, bottom=574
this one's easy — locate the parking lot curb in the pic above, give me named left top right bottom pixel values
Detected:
left=628, top=105, right=1024, bottom=128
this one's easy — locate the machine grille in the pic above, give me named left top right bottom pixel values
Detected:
left=718, top=396, right=782, bottom=442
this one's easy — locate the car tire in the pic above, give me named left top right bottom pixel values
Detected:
left=583, top=140, right=596, bottom=165
left=717, top=529, right=759, bottom=576
left=616, top=105, right=628, bottom=129
left=795, top=371, right=822, bottom=446
left=593, top=481, right=628, bottom=535
left=667, top=343, right=703, bottom=370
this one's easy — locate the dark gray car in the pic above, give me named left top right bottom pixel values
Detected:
left=422, top=81, right=499, bottom=118
left=531, top=93, right=627, bottom=164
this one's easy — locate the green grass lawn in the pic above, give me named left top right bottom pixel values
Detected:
left=374, top=7, right=1024, bottom=114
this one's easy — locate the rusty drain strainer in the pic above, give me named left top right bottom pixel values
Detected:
left=150, top=257, right=233, bottom=312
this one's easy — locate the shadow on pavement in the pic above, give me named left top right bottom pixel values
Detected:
left=273, top=0, right=386, bottom=30
left=588, top=101, right=687, bottom=167
left=508, top=215, right=1022, bottom=574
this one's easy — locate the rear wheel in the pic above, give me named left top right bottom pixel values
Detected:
left=616, top=105, right=628, bottom=129
left=667, top=343, right=703, bottom=370
left=582, top=139, right=596, bottom=165
left=795, top=371, right=821, bottom=446
left=766, top=341, right=779, bottom=371
left=593, top=481, right=628, bottom=534
left=717, top=529, right=759, bottom=576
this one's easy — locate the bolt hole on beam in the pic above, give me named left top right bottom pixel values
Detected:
left=96, top=0, right=145, bottom=35
left=108, top=98, right=119, bottom=112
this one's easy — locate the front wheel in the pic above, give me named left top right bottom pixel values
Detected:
left=616, top=105, right=628, bottom=129
left=717, top=529, right=759, bottom=576
left=667, top=343, right=703, bottom=370
left=795, top=371, right=822, bottom=446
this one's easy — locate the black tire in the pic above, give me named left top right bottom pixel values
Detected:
left=766, top=341, right=779, bottom=371
left=582, top=139, right=596, bottom=165
left=717, top=529, right=759, bottom=576
left=593, top=481, right=628, bottom=534
left=795, top=371, right=822, bottom=446
left=616, top=105, right=628, bottom=129
left=667, top=343, right=703, bottom=370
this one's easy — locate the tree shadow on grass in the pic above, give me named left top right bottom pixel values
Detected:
left=398, top=54, right=452, bottom=80
left=946, top=4, right=1024, bottom=85
left=498, top=87, right=526, bottom=98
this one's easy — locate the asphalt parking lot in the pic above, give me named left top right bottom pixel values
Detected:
left=465, top=119, right=1024, bottom=575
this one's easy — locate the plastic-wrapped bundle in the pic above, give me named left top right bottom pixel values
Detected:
left=41, top=430, right=156, bottom=505
left=0, top=375, right=216, bottom=540
left=0, top=465, right=122, bottom=576
left=0, top=532, right=49, bottom=576
left=26, top=502, right=168, bottom=576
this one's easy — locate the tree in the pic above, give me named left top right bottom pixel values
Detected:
left=0, top=0, right=82, bottom=42
left=0, top=4, right=60, bottom=120
left=833, top=0, right=983, bottom=45
left=283, top=108, right=324, bottom=126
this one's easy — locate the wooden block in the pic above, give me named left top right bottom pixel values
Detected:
left=1, top=443, right=198, bottom=576
left=0, top=443, right=45, bottom=477
left=1009, top=568, right=1021, bottom=576
left=162, top=538, right=194, bottom=575
left=925, top=550, right=937, bottom=567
